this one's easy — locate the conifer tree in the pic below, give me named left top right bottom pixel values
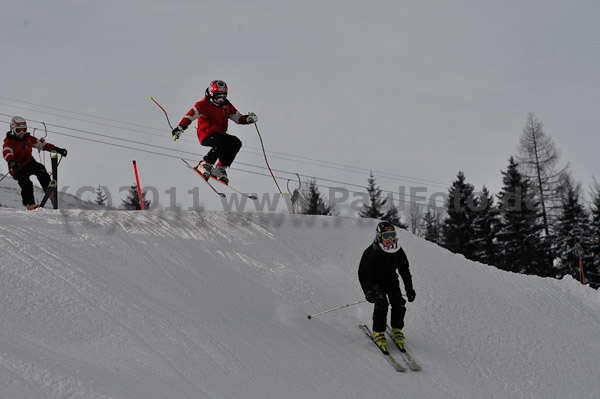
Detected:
left=95, top=185, right=107, bottom=206
left=496, top=157, right=549, bottom=275
left=471, top=186, right=501, bottom=266
left=588, top=178, right=600, bottom=288
left=122, top=185, right=151, bottom=210
left=422, top=207, right=443, bottom=245
left=382, top=201, right=408, bottom=229
left=359, top=172, right=386, bottom=219
left=442, top=171, right=478, bottom=260
left=553, top=172, right=593, bottom=283
left=517, top=112, right=568, bottom=237
left=300, top=178, right=335, bottom=215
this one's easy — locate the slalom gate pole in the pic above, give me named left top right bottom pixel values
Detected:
left=307, top=300, right=367, bottom=320
left=132, top=160, right=145, bottom=210
left=51, top=151, right=59, bottom=209
left=149, top=96, right=174, bottom=130
left=254, top=123, right=283, bottom=197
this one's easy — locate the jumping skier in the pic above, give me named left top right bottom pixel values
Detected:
left=2, top=116, right=68, bottom=209
left=358, top=221, right=416, bottom=353
left=171, top=80, right=257, bottom=184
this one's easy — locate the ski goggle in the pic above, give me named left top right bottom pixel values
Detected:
left=381, top=231, right=397, bottom=240
left=212, top=93, right=227, bottom=103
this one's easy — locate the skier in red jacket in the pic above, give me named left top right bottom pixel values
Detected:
left=171, top=80, right=257, bottom=184
left=2, top=116, right=68, bottom=209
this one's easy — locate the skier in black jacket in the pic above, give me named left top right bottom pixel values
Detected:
left=358, top=221, right=416, bottom=353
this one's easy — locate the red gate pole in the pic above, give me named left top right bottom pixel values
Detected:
left=132, top=160, right=145, bottom=210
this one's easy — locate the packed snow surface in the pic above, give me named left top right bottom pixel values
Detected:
left=0, top=209, right=598, bottom=399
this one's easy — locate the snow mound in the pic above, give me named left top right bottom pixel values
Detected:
left=1, top=174, right=106, bottom=210
left=0, top=209, right=598, bottom=399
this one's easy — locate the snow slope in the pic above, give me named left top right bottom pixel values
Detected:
left=0, top=209, right=598, bottom=399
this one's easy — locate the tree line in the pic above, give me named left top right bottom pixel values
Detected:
left=300, top=112, right=599, bottom=289
left=433, top=113, right=600, bottom=288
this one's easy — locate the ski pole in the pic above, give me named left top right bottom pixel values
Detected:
left=0, top=172, right=9, bottom=183
left=253, top=123, right=283, bottom=197
left=149, top=96, right=174, bottom=130
left=307, top=300, right=367, bottom=319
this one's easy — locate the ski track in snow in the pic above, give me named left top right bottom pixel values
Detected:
left=0, top=209, right=599, bottom=398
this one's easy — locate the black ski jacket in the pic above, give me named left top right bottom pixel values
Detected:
left=358, top=242, right=414, bottom=295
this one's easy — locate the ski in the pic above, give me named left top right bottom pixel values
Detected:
left=37, top=179, right=57, bottom=208
left=386, top=327, right=422, bottom=371
left=181, top=159, right=226, bottom=198
left=209, top=176, right=258, bottom=200
left=359, top=325, right=406, bottom=372
left=398, top=350, right=421, bottom=372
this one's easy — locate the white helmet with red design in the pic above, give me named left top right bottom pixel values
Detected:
left=10, top=116, right=27, bottom=136
left=205, top=80, right=228, bottom=106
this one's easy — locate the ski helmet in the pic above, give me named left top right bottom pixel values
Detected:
left=10, top=116, right=27, bottom=136
left=206, top=80, right=228, bottom=106
left=375, top=221, right=400, bottom=253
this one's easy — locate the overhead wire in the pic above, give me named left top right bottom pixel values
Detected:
left=0, top=96, right=450, bottom=187
left=39, top=124, right=445, bottom=209
left=0, top=102, right=449, bottom=209
left=0, top=123, right=447, bottom=211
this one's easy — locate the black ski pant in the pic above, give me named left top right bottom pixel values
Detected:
left=13, top=161, right=51, bottom=206
left=201, top=134, right=242, bottom=167
left=371, top=281, right=407, bottom=333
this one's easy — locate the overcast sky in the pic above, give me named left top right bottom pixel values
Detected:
left=2, top=0, right=599, bottom=213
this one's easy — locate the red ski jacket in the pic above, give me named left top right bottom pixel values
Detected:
left=3, top=132, right=56, bottom=176
left=178, top=97, right=251, bottom=143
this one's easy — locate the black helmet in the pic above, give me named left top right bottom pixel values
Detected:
left=206, top=80, right=228, bottom=106
left=375, top=221, right=400, bottom=253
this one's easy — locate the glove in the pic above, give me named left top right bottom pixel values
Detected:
left=365, top=291, right=377, bottom=304
left=54, top=147, right=68, bottom=157
left=406, top=289, right=416, bottom=302
left=246, top=112, right=258, bottom=124
left=8, top=160, right=19, bottom=173
left=172, top=126, right=184, bottom=141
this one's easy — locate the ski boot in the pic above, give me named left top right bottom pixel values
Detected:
left=211, top=165, right=229, bottom=184
left=26, top=204, right=38, bottom=211
left=391, top=328, right=405, bottom=351
left=195, top=160, right=213, bottom=179
left=373, top=331, right=388, bottom=354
